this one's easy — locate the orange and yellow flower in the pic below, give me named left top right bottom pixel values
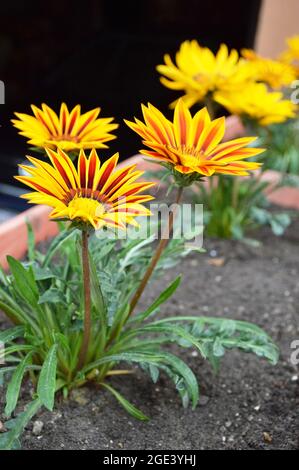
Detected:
left=157, top=41, right=251, bottom=108
left=15, top=148, right=154, bottom=230
left=12, top=103, right=118, bottom=151
left=125, top=100, right=264, bottom=177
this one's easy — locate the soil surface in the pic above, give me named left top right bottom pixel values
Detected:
left=1, top=219, right=298, bottom=450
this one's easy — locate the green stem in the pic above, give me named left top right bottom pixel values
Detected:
left=232, top=176, right=239, bottom=210
left=204, top=95, right=215, bottom=119
left=76, top=231, right=92, bottom=372
left=128, top=186, right=184, bottom=317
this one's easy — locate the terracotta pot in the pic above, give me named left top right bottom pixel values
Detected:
left=0, top=205, right=58, bottom=270
left=1, top=115, right=298, bottom=269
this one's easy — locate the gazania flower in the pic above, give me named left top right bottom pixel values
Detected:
left=125, top=100, right=264, bottom=177
left=215, top=82, right=297, bottom=126
left=15, top=148, right=154, bottom=230
left=279, top=35, right=299, bottom=76
left=12, top=103, right=118, bottom=151
left=241, top=49, right=296, bottom=89
left=157, top=41, right=251, bottom=108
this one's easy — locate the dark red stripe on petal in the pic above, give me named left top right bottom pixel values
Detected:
left=77, top=110, right=98, bottom=136
left=36, top=111, right=53, bottom=135
left=97, top=159, right=117, bottom=190
left=44, top=108, right=59, bottom=136
left=179, top=110, right=187, bottom=144
left=52, top=156, right=72, bottom=188
left=61, top=108, right=67, bottom=133
left=146, top=115, right=168, bottom=144
left=121, top=184, right=149, bottom=198
left=87, top=152, right=97, bottom=188
left=104, top=168, right=132, bottom=196
left=30, top=181, right=57, bottom=197
left=79, top=154, right=86, bottom=188
left=67, top=108, right=79, bottom=134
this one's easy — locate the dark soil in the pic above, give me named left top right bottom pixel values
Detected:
left=1, top=219, right=299, bottom=450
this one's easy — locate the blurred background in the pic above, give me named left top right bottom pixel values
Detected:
left=0, top=0, right=298, bottom=212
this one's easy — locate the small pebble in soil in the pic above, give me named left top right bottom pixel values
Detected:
left=71, top=389, right=89, bottom=405
left=254, top=405, right=261, bottom=411
left=198, top=395, right=209, bottom=406
left=225, top=421, right=232, bottom=428
left=32, top=420, right=44, bottom=436
left=209, top=249, right=218, bottom=258
left=291, top=375, right=298, bottom=382
left=263, top=432, right=273, bottom=443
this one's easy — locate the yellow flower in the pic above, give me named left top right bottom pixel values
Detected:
left=157, top=41, right=251, bottom=108
left=15, top=148, right=154, bottom=230
left=12, top=103, right=118, bottom=151
left=215, top=82, right=297, bottom=126
left=280, top=35, right=299, bottom=76
left=241, top=49, right=296, bottom=89
left=125, top=100, right=264, bottom=177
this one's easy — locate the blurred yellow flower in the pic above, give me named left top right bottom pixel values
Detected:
left=12, top=103, right=118, bottom=152
left=280, top=35, right=299, bottom=76
left=242, top=49, right=296, bottom=89
left=125, top=100, right=264, bottom=177
left=157, top=41, right=251, bottom=108
left=215, top=82, right=297, bottom=126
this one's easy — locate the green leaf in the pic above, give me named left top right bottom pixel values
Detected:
left=5, top=352, right=33, bottom=417
left=212, top=337, right=225, bottom=357
left=149, top=364, right=160, bottom=383
left=84, top=351, right=199, bottom=409
left=43, top=228, right=78, bottom=267
left=37, top=345, right=57, bottom=411
left=7, top=256, right=39, bottom=306
left=0, top=399, right=41, bottom=450
left=38, top=288, right=65, bottom=305
left=26, top=221, right=35, bottom=262
left=126, top=322, right=206, bottom=357
left=132, top=276, right=181, bottom=324
left=152, top=316, right=279, bottom=365
left=0, top=326, right=25, bottom=344
left=101, top=382, right=149, bottom=421
left=89, top=253, right=107, bottom=321
left=32, top=266, right=56, bottom=281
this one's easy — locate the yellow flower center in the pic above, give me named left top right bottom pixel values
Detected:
left=68, top=197, right=105, bottom=221
left=171, top=145, right=204, bottom=168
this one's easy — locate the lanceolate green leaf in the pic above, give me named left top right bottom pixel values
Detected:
left=5, top=352, right=33, bottom=417
left=89, top=253, right=107, bottom=323
left=7, top=256, right=39, bottom=306
left=120, top=323, right=206, bottom=357
left=131, top=276, right=181, bottom=324
left=0, top=399, right=41, bottom=450
left=37, top=345, right=57, bottom=411
left=43, top=228, right=78, bottom=268
left=101, top=382, right=149, bottom=421
left=83, top=351, right=199, bottom=408
left=0, top=326, right=25, bottom=344
left=26, top=221, right=35, bottom=262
